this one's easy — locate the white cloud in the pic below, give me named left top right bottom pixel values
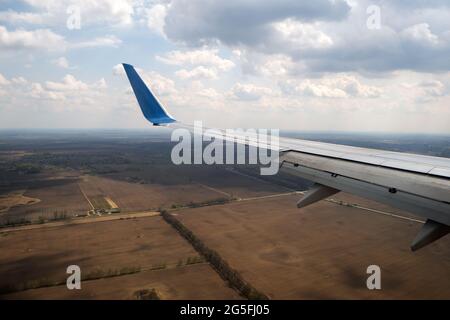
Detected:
left=140, top=70, right=177, bottom=96
left=282, top=75, right=382, bottom=98
left=162, top=0, right=350, bottom=47
left=331, top=75, right=382, bottom=98
left=23, top=0, right=134, bottom=27
left=0, top=26, right=65, bottom=51
left=273, top=19, right=333, bottom=49
left=196, top=87, right=220, bottom=99
left=11, top=77, right=28, bottom=85
left=157, top=49, right=234, bottom=82
left=113, top=64, right=125, bottom=76
left=26, top=74, right=108, bottom=102
left=30, top=82, right=65, bottom=100
left=236, top=51, right=295, bottom=77
left=419, top=80, right=446, bottom=97
left=146, top=4, right=167, bottom=36
left=0, top=73, right=10, bottom=86
left=70, top=35, right=122, bottom=49
left=256, top=55, right=294, bottom=77
left=0, top=10, right=47, bottom=25
left=296, top=80, right=348, bottom=98
left=53, top=57, right=70, bottom=69
left=175, top=66, right=218, bottom=80
left=229, top=83, right=273, bottom=101
left=45, top=74, right=89, bottom=91
left=158, top=1, right=450, bottom=74
left=157, top=49, right=234, bottom=71
left=94, top=78, right=108, bottom=89
left=401, top=23, right=439, bottom=46
left=0, top=26, right=121, bottom=52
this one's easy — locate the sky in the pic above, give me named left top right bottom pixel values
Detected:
left=0, top=0, right=449, bottom=133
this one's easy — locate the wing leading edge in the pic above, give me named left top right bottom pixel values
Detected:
left=123, top=63, right=450, bottom=251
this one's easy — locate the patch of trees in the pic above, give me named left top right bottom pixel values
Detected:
left=0, top=266, right=143, bottom=295
left=160, top=210, right=268, bottom=300
left=13, top=152, right=131, bottom=173
left=171, top=197, right=234, bottom=210
left=134, top=288, right=160, bottom=300
left=0, top=217, right=32, bottom=228
left=12, top=163, right=42, bottom=174
left=0, top=211, right=69, bottom=228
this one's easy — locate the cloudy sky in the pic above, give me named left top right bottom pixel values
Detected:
left=0, top=0, right=449, bottom=133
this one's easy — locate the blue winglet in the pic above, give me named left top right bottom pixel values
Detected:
left=122, top=63, right=176, bottom=125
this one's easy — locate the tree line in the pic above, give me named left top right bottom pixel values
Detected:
left=160, top=210, right=268, bottom=300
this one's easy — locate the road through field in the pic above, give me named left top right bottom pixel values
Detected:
left=0, top=210, right=160, bottom=233
left=197, top=176, right=424, bottom=226
left=1, top=188, right=424, bottom=234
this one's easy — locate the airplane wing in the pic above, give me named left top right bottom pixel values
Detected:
left=123, top=63, right=450, bottom=251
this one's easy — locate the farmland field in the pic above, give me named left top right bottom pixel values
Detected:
left=3, top=264, right=241, bottom=300
left=0, top=178, right=90, bottom=224
left=0, top=216, right=203, bottom=295
left=176, top=193, right=450, bottom=299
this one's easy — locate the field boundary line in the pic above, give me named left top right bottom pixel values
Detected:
left=0, top=261, right=209, bottom=296
left=78, top=183, right=94, bottom=210
left=0, top=211, right=160, bottom=233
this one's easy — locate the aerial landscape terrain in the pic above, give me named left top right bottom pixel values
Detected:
left=1, top=0, right=450, bottom=309
left=0, top=129, right=449, bottom=299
